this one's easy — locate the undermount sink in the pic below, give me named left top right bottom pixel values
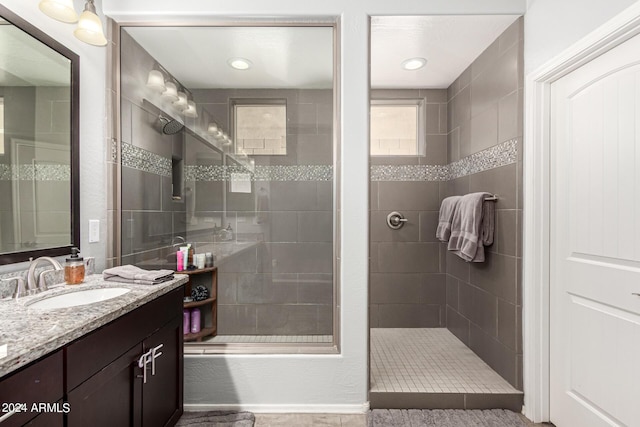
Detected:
left=26, top=287, right=131, bottom=310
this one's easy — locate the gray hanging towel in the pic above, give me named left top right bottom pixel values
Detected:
left=447, top=192, right=495, bottom=262
left=436, top=195, right=462, bottom=242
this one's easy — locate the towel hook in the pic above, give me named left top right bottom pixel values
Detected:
left=387, top=211, right=408, bottom=230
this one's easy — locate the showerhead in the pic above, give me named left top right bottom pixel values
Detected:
left=158, top=115, right=184, bottom=135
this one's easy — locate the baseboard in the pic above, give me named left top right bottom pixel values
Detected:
left=184, top=402, right=370, bottom=414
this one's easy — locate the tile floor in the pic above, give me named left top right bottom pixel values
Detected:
left=205, top=335, right=333, bottom=344
left=253, top=413, right=552, bottom=426
left=370, top=328, right=520, bottom=394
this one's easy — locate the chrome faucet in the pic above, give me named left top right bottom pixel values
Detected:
left=171, top=235, right=186, bottom=247
left=27, top=256, right=63, bottom=293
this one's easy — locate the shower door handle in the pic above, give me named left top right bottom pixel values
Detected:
left=387, top=212, right=408, bottom=230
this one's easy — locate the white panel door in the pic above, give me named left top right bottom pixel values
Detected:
left=550, top=33, right=640, bottom=427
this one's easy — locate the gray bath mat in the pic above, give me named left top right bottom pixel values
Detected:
left=369, top=409, right=526, bottom=426
left=176, top=410, right=255, bottom=427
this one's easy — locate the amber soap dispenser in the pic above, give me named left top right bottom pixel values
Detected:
left=64, top=247, right=85, bottom=285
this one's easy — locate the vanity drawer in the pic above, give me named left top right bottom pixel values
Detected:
left=0, top=350, right=63, bottom=427
left=66, top=288, right=182, bottom=391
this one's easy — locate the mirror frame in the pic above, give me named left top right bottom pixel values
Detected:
left=0, top=5, right=80, bottom=265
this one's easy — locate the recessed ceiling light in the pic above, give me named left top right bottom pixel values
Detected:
left=401, top=57, right=427, bottom=71
left=228, top=58, right=252, bottom=70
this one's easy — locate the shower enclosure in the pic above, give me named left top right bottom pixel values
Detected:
left=369, top=15, right=524, bottom=409
left=117, top=24, right=338, bottom=349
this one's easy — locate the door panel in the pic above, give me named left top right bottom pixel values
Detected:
left=551, top=32, right=640, bottom=427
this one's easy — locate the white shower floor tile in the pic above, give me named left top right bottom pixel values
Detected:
left=370, top=328, right=520, bottom=394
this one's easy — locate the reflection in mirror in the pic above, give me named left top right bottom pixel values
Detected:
left=119, top=25, right=336, bottom=349
left=0, top=6, right=79, bottom=265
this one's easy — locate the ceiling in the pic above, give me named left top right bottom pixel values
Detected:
left=371, top=15, right=520, bottom=89
left=124, top=26, right=334, bottom=89
left=127, top=15, right=520, bottom=90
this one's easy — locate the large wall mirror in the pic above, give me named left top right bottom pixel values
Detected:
left=119, top=24, right=337, bottom=350
left=0, top=5, right=79, bottom=265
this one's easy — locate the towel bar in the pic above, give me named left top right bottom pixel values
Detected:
left=484, top=195, right=498, bottom=201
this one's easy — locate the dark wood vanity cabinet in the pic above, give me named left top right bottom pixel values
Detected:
left=0, top=287, right=183, bottom=427
left=67, top=287, right=183, bottom=427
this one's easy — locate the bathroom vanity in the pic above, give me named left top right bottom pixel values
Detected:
left=0, top=274, right=187, bottom=426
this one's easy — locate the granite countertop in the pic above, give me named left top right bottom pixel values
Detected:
left=0, top=273, right=188, bottom=378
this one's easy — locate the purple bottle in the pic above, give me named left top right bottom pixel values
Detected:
left=183, top=309, right=190, bottom=335
left=190, top=308, right=201, bottom=334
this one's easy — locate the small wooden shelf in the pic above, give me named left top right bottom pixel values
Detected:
left=180, top=267, right=217, bottom=342
left=183, top=326, right=216, bottom=342
left=183, top=297, right=216, bottom=309
left=178, top=267, right=217, bottom=275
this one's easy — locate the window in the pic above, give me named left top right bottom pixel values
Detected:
left=370, top=99, right=425, bottom=156
left=233, top=101, right=287, bottom=155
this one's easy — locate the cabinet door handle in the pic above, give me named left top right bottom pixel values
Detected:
left=137, top=350, right=152, bottom=383
left=150, top=344, right=164, bottom=376
left=0, top=408, right=16, bottom=423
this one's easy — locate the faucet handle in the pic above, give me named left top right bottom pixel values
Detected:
left=0, top=277, right=27, bottom=300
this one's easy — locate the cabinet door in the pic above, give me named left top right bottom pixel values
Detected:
left=67, top=344, right=141, bottom=427
left=141, top=316, right=183, bottom=427
left=23, top=409, right=63, bottom=427
left=0, top=350, right=62, bottom=427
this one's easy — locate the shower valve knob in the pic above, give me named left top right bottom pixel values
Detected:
left=387, top=211, right=408, bottom=230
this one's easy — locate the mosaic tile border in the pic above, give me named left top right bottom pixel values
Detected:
left=370, top=164, right=449, bottom=182
left=448, top=138, right=518, bottom=180
left=371, top=138, right=518, bottom=182
left=185, top=165, right=333, bottom=182
left=121, top=142, right=171, bottom=177
left=0, top=164, right=70, bottom=181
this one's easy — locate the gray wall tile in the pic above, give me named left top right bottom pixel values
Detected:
left=470, top=104, right=498, bottom=153
left=446, top=306, right=470, bottom=346
left=468, top=163, right=517, bottom=210
left=378, top=242, right=440, bottom=273
left=498, top=299, right=517, bottom=351
left=256, top=305, right=318, bottom=334
left=418, top=211, right=439, bottom=242
left=377, top=181, right=440, bottom=211
left=121, top=166, right=161, bottom=211
left=459, top=282, right=498, bottom=337
left=370, top=273, right=424, bottom=304
left=271, top=242, right=333, bottom=274
left=469, top=252, right=517, bottom=304
left=378, top=304, right=441, bottom=328
left=218, top=305, right=257, bottom=335
left=469, top=323, right=517, bottom=388
left=425, top=134, right=448, bottom=166
left=446, top=275, right=459, bottom=309
left=371, top=211, right=419, bottom=242
left=298, top=211, right=333, bottom=242
left=495, top=210, right=517, bottom=256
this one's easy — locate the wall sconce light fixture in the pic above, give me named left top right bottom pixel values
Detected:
left=39, top=0, right=107, bottom=46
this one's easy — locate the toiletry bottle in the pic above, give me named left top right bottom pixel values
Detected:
left=64, top=247, right=85, bottom=285
left=176, top=250, right=184, bottom=272
left=190, top=308, right=201, bottom=334
left=183, top=309, right=190, bottom=335
left=225, top=223, right=233, bottom=241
